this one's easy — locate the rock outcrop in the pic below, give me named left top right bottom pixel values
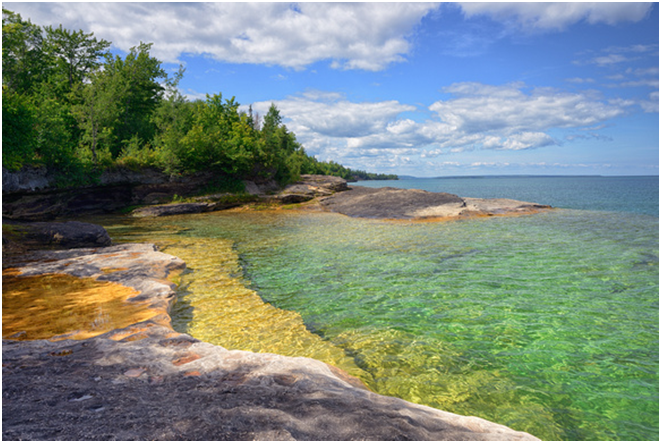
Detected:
left=3, top=232, right=539, bottom=441
left=320, top=186, right=552, bottom=220
left=3, top=326, right=538, bottom=441
left=3, top=220, right=113, bottom=250
left=131, top=194, right=257, bottom=217
left=2, top=166, right=52, bottom=193
left=131, top=175, right=350, bottom=216
left=2, top=167, right=238, bottom=221
left=274, top=174, right=348, bottom=204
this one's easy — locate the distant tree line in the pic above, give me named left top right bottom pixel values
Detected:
left=2, top=9, right=396, bottom=188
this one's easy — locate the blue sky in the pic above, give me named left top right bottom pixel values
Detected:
left=6, top=2, right=659, bottom=176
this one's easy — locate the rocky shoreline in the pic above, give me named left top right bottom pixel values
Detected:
left=125, top=175, right=552, bottom=221
left=3, top=230, right=539, bottom=440
left=2, top=174, right=550, bottom=440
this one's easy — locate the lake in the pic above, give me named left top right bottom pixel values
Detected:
left=93, top=175, right=659, bottom=441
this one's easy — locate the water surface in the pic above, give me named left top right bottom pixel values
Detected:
left=92, top=176, right=658, bottom=441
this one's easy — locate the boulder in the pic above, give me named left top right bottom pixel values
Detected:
left=299, top=174, right=349, bottom=192
left=3, top=221, right=112, bottom=250
left=274, top=175, right=348, bottom=203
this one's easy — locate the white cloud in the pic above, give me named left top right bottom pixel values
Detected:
left=577, top=44, right=659, bottom=67
left=458, top=2, right=653, bottom=30
left=251, top=83, right=631, bottom=171
left=591, top=54, right=629, bottom=66
left=429, top=83, right=626, bottom=136
left=253, top=91, right=416, bottom=140
left=4, top=2, right=438, bottom=71
left=566, top=77, right=595, bottom=84
left=632, top=67, right=660, bottom=76
left=640, top=91, right=660, bottom=113
left=619, top=79, right=660, bottom=88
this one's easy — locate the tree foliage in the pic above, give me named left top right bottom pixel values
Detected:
left=2, top=9, right=396, bottom=187
left=2, top=9, right=48, bottom=94
left=43, top=24, right=110, bottom=93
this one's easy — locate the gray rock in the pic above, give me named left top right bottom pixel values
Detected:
left=299, top=174, right=349, bottom=192
left=2, top=166, right=53, bottom=193
left=131, top=196, right=255, bottom=217
left=243, top=179, right=280, bottom=195
left=3, top=242, right=540, bottom=441
left=2, top=327, right=539, bottom=441
left=320, top=186, right=466, bottom=219
left=132, top=202, right=216, bottom=217
left=320, top=186, right=552, bottom=220
left=275, top=175, right=348, bottom=203
left=3, top=221, right=112, bottom=249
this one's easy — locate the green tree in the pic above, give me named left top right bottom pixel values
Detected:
left=2, top=86, right=37, bottom=170
left=71, top=72, right=120, bottom=166
left=2, top=8, right=49, bottom=94
left=174, top=93, right=244, bottom=173
left=100, top=42, right=166, bottom=157
left=43, top=24, right=110, bottom=94
left=255, top=104, right=307, bottom=183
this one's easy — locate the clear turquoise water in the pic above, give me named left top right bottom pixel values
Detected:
left=95, top=176, right=658, bottom=441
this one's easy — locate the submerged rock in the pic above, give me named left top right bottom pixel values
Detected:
left=2, top=238, right=539, bottom=441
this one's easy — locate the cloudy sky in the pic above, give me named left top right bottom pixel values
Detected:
left=6, top=2, right=659, bottom=176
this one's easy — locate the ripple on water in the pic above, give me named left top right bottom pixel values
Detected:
left=89, top=208, right=657, bottom=441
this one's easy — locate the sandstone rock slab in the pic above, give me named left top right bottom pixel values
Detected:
left=3, top=327, right=539, bottom=441
left=320, top=186, right=466, bottom=219
left=320, top=186, right=552, bottom=220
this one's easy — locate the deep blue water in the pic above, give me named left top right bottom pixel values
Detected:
left=354, top=176, right=659, bottom=216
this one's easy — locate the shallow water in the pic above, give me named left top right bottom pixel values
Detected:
left=89, top=176, right=658, bottom=441
left=2, top=271, right=150, bottom=340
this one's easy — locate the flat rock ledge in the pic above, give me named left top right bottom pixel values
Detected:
left=3, top=243, right=539, bottom=441
left=131, top=194, right=258, bottom=218
left=320, top=186, right=552, bottom=220
left=131, top=175, right=348, bottom=217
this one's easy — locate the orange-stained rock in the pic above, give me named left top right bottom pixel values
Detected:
left=172, top=353, right=201, bottom=366
left=2, top=244, right=184, bottom=342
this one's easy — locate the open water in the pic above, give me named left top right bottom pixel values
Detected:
left=94, top=175, right=658, bottom=441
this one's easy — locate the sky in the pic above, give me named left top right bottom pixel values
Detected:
left=5, top=2, right=659, bottom=176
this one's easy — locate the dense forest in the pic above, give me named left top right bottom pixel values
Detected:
left=2, top=9, right=396, bottom=189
